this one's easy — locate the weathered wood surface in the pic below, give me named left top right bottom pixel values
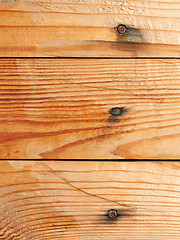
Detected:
left=0, top=58, right=180, bottom=159
left=0, top=0, right=180, bottom=57
left=0, top=161, right=179, bottom=239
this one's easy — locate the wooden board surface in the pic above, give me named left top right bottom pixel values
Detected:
left=0, top=58, right=180, bottom=159
left=0, top=161, right=180, bottom=239
left=0, top=0, right=180, bottom=57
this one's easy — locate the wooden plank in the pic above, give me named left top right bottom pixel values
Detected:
left=0, top=58, right=180, bottom=159
left=0, top=0, right=180, bottom=57
left=0, top=161, right=179, bottom=239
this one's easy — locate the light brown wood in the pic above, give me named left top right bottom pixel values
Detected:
left=0, top=161, right=179, bottom=239
left=0, top=58, right=180, bottom=159
left=0, top=0, right=180, bottom=57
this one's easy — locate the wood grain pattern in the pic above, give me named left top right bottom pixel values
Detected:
left=0, top=0, right=180, bottom=57
left=0, top=58, right=180, bottom=159
left=0, top=161, right=180, bottom=239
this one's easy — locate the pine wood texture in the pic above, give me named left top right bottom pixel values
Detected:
left=0, top=58, right=180, bottom=159
left=0, top=0, right=180, bottom=57
left=0, top=161, right=180, bottom=239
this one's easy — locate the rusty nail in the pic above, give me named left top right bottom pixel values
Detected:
left=117, top=24, right=127, bottom=34
left=108, top=209, right=118, bottom=219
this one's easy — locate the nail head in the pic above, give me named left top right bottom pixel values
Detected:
left=108, top=209, right=118, bottom=220
left=108, top=107, right=124, bottom=116
left=117, top=24, right=127, bottom=34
